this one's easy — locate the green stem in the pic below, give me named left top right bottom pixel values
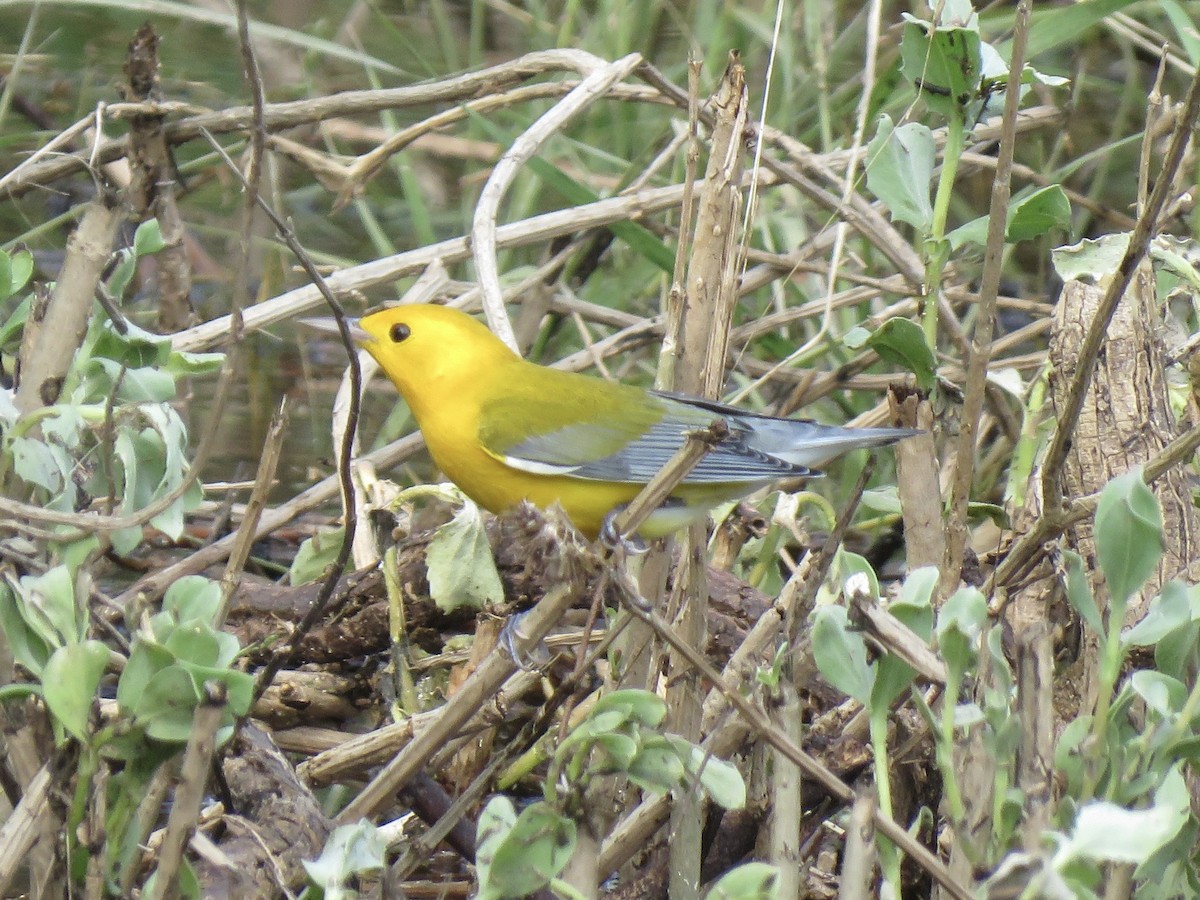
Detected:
left=870, top=707, right=903, bottom=894
left=937, top=675, right=966, bottom=823
left=922, top=109, right=967, bottom=351
left=1083, top=595, right=1128, bottom=800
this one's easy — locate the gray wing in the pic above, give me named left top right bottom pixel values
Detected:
left=498, top=394, right=814, bottom=484
left=652, top=392, right=922, bottom=468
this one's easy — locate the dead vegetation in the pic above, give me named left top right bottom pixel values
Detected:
left=2, top=2, right=1200, bottom=898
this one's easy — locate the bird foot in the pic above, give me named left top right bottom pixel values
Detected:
left=498, top=610, right=551, bottom=671
left=599, top=508, right=648, bottom=555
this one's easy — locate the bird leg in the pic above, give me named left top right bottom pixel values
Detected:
left=598, top=507, right=649, bottom=555
left=497, top=609, right=552, bottom=671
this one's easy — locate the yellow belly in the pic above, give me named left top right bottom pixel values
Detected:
left=413, top=396, right=753, bottom=539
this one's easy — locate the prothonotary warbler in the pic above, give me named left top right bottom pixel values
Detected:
left=350, top=304, right=919, bottom=540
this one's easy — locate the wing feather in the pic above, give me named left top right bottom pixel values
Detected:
left=495, top=410, right=816, bottom=484
left=481, top=384, right=916, bottom=485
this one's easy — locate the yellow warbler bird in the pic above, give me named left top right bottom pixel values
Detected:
left=350, top=304, right=918, bottom=540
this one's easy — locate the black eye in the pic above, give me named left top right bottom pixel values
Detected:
left=389, top=323, right=411, bottom=343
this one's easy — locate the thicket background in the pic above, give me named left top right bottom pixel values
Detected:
left=2, top=1, right=1199, bottom=898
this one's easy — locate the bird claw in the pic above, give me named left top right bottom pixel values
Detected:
left=499, top=610, right=550, bottom=671
left=599, top=508, right=648, bottom=555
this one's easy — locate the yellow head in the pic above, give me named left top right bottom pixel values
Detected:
left=357, top=304, right=518, bottom=409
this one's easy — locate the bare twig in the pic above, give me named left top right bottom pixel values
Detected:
left=15, top=194, right=119, bottom=413
left=609, top=421, right=730, bottom=540
left=473, top=52, right=643, bottom=349
left=3, top=50, right=637, bottom=198
left=170, top=176, right=777, bottom=354
left=216, top=402, right=288, bottom=626
left=144, top=686, right=226, bottom=900
left=942, top=0, right=1031, bottom=594
left=0, top=763, right=52, bottom=896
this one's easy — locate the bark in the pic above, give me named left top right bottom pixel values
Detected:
left=1048, top=269, right=1198, bottom=710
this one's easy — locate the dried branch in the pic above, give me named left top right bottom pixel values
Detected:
left=942, top=0, right=1031, bottom=593
left=473, top=52, right=643, bottom=349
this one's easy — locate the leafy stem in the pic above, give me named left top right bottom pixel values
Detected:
left=921, top=107, right=966, bottom=350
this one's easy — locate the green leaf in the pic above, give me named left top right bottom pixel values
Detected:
left=672, top=738, right=746, bottom=810
left=1129, top=670, right=1186, bottom=721
left=1055, top=714, right=1093, bottom=796
left=859, top=317, right=937, bottom=391
left=91, top=320, right=169, bottom=369
left=1063, top=550, right=1103, bottom=636
left=303, top=820, right=387, bottom=898
left=0, top=249, right=34, bottom=302
left=476, top=796, right=517, bottom=900
left=133, top=219, right=167, bottom=257
left=41, top=406, right=84, bottom=449
left=165, top=621, right=224, bottom=667
left=945, top=213, right=987, bottom=251
left=10, top=250, right=34, bottom=294
left=487, top=802, right=575, bottom=898
left=426, top=501, right=503, bottom=612
left=19, top=566, right=82, bottom=649
left=105, top=248, right=138, bottom=301
left=836, top=549, right=880, bottom=600
left=136, top=665, right=200, bottom=743
left=953, top=185, right=1072, bottom=249
left=626, top=740, right=686, bottom=794
left=184, top=665, right=253, bottom=717
left=865, top=115, right=935, bottom=233
left=42, top=640, right=112, bottom=742
left=592, top=689, right=667, bottom=728
left=1006, top=185, right=1071, bottom=242
left=1122, top=581, right=1190, bottom=648
left=859, top=487, right=902, bottom=515
left=163, top=576, right=222, bottom=626
left=900, top=14, right=982, bottom=120
left=0, top=683, right=43, bottom=704
left=873, top=571, right=936, bottom=707
left=0, top=294, right=32, bottom=349
left=1064, top=765, right=1188, bottom=865
left=1051, top=233, right=1130, bottom=282
left=11, top=436, right=74, bottom=499
left=560, top=709, right=631, bottom=749
left=117, top=636, right=174, bottom=710
left=1152, top=585, right=1200, bottom=681
left=593, top=732, right=639, bottom=771
left=873, top=655, right=916, bottom=710
left=703, top=862, right=781, bottom=900
left=287, top=526, right=345, bottom=585
left=865, top=566, right=935, bottom=715
left=165, top=350, right=225, bottom=377
left=812, top=605, right=872, bottom=704
left=936, top=586, right=987, bottom=674
left=84, top=360, right=176, bottom=403
left=110, top=526, right=144, bottom=558
left=0, top=578, right=54, bottom=676
left=898, top=566, right=938, bottom=625
left=1095, top=469, right=1163, bottom=606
